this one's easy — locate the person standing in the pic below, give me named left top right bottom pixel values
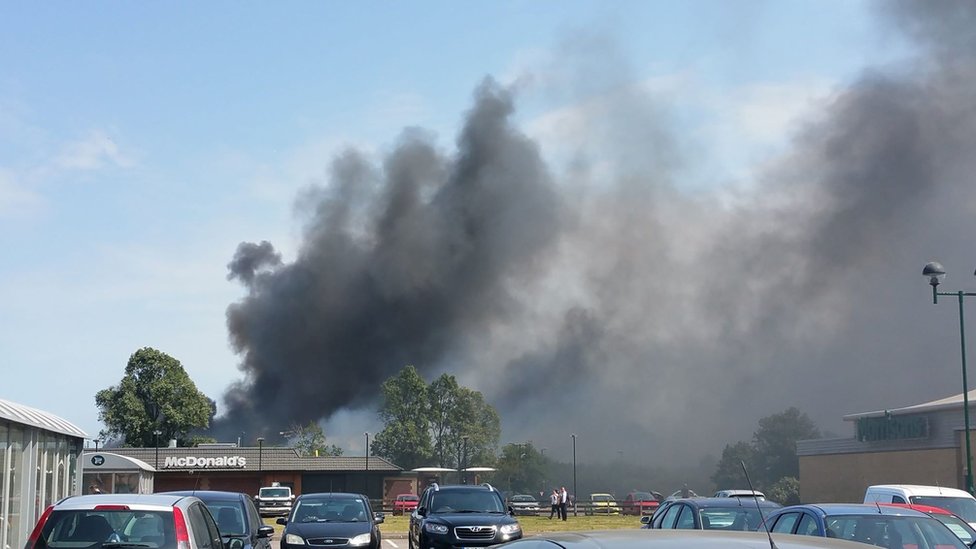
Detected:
left=560, top=486, right=568, bottom=520
left=548, top=489, right=559, bottom=519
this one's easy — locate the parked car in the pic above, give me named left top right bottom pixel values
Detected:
left=864, top=484, right=976, bottom=528
left=587, top=493, right=622, bottom=515
left=408, top=483, right=521, bottom=549
left=278, top=492, right=384, bottom=549
left=254, top=482, right=295, bottom=517
left=24, top=493, right=224, bottom=549
left=881, top=503, right=976, bottom=545
left=713, top=489, right=766, bottom=500
left=496, top=529, right=873, bottom=549
left=162, top=490, right=274, bottom=549
left=644, top=497, right=781, bottom=530
left=509, top=494, right=542, bottom=516
left=393, top=494, right=420, bottom=516
left=764, top=503, right=968, bottom=548
left=622, top=491, right=662, bottom=516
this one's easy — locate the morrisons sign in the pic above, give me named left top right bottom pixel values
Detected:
left=163, top=456, right=248, bottom=469
left=857, top=415, right=929, bottom=442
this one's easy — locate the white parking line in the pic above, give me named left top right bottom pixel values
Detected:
left=385, top=541, right=399, bottom=548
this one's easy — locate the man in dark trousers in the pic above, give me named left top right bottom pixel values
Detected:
left=559, top=486, right=568, bottom=520
left=548, top=489, right=559, bottom=519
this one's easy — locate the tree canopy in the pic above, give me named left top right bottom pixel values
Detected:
left=371, top=366, right=500, bottom=470
left=286, top=421, right=343, bottom=457
left=95, top=347, right=213, bottom=447
left=711, top=407, right=821, bottom=490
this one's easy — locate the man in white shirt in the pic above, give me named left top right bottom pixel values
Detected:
left=560, top=486, right=568, bottom=520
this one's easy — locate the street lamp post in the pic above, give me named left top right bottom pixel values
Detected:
left=571, top=434, right=577, bottom=516
left=257, top=437, right=265, bottom=472
left=461, top=435, right=469, bottom=484
left=153, top=430, right=162, bottom=470
left=924, top=261, right=976, bottom=495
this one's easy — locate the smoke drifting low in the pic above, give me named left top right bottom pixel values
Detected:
left=216, top=3, right=976, bottom=464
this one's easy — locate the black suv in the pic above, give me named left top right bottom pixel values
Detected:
left=408, top=483, right=522, bottom=549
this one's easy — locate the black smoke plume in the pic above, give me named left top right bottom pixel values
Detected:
left=216, top=3, right=976, bottom=465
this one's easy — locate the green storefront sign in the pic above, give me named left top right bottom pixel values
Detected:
left=857, top=415, right=929, bottom=442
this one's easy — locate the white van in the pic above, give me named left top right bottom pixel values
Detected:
left=864, top=484, right=976, bottom=528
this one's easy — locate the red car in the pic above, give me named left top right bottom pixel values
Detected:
left=622, top=491, right=662, bottom=516
left=393, top=493, right=420, bottom=515
left=882, top=503, right=976, bottom=544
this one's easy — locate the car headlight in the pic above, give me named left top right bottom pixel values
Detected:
left=348, top=533, right=372, bottom=547
left=500, top=524, right=521, bottom=535
left=284, top=534, right=306, bottom=545
left=424, top=523, right=449, bottom=534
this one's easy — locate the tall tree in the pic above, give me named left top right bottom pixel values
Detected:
left=710, top=441, right=758, bottom=489
left=286, top=421, right=343, bottom=457
left=95, top=347, right=212, bottom=447
left=753, top=407, right=821, bottom=486
left=372, top=365, right=433, bottom=469
left=428, top=375, right=501, bottom=469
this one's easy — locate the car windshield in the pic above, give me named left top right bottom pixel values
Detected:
left=203, top=500, right=247, bottom=536
left=35, top=510, right=176, bottom=549
left=592, top=495, right=612, bottom=502
left=397, top=496, right=419, bottom=502
left=825, top=515, right=967, bottom=549
left=512, top=496, right=536, bottom=502
left=631, top=492, right=654, bottom=500
left=429, top=491, right=505, bottom=513
left=260, top=489, right=290, bottom=498
left=932, top=514, right=976, bottom=544
left=910, top=497, right=976, bottom=523
left=293, top=498, right=368, bottom=523
left=701, top=508, right=766, bottom=530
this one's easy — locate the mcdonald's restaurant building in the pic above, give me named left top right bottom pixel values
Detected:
left=105, top=446, right=417, bottom=503
left=798, top=390, right=976, bottom=502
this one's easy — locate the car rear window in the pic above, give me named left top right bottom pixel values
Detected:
left=37, top=510, right=176, bottom=549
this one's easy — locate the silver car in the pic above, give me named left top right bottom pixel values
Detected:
left=24, top=493, right=225, bottom=549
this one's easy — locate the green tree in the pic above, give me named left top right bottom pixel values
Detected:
left=372, top=366, right=433, bottom=469
left=710, top=441, right=757, bottom=489
left=428, top=375, right=501, bottom=469
left=494, top=443, right=547, bottom=495
left=286, top=421, right=343, bottom=457
left=95, top=347, right=212, bottom=447
left=753, top=407, right=820, bottom=486
left=766, top=476, right=801, bottom=505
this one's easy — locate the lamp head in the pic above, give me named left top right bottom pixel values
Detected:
left=923, top=261, right=946, bottom=287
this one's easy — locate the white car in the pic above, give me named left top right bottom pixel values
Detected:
left=713, top=489, right=766, bottom=500
left=864, top=484, right=976, bottom=528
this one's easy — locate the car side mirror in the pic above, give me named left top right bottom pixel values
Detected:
left=508, top=505, right=516, bottom=516
left=374, top=512, right=385, bottom=524
left=257, top=526, right=274, bottom=539
left=276, top=517, right=288, bottom=526
left=417, top=507, right=427, bottom=517
left=640, top=516, right=651, bottom=525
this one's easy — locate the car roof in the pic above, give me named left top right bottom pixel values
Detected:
left=162, top=490, right=245, bottom=501
left=780, top=503, right=932, bottom=517
left=514, top=529, right=869, bottom=548
left=671, top=497, right=781, bottom=508
left=297, top=492, right=364, bottom=499
left=54, top=494, right=194, bottom=509
left=430, top=484, right=496, bottom=492
left=868, top=485, right=974, bottom=498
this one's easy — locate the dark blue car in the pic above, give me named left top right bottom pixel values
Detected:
left=163, top=490, right=274, bottom=549
left=643, top=497, right=781, bottom=530
left=764, top=503, right=969, bottom=548
left=278, top=492, right=384, bottom=549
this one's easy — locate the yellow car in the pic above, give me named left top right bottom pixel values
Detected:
left=587, top=493, right=622, bottom=515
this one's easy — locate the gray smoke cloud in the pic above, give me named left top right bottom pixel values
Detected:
left=216, top=3, right=976, bottom=465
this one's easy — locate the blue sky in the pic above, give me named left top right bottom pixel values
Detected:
left=0, top=1, right=907, bottom=449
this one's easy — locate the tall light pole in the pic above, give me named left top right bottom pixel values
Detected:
left=461, top=435, right=469, bottom=484
left=364, top=432, right=370, bottom=496
left=257, top=437, right=265, bottom=472
left=924, top=261, right=976, bottom=495
left=153, top=430, right=162, bottom=470
left=571, top=434, right=577, bottom=516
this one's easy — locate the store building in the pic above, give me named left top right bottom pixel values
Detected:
left=798, top=389, right=976, bottom=503
left=0, top=398, right=87, bottom=549
left=106, top=445, right=416, bottom=503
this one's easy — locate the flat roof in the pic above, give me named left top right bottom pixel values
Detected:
left=843, top=389, right=976, bottom=421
